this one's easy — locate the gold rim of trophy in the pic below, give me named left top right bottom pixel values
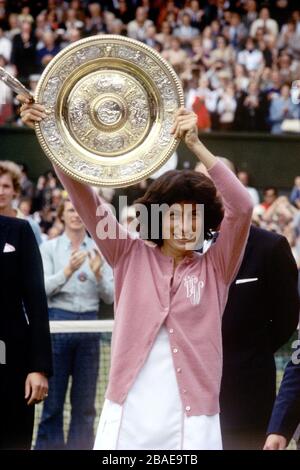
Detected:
left=34, top=35, right=184, bottom=188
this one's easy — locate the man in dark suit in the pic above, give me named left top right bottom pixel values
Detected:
left=220, top=225, right=299, bottom=450
left=264, top=336, right=300, bottom=450
left=0, top=215, right=52, bottom=449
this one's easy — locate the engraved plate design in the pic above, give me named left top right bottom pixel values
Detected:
left=34, top=35, right=184, bottom=187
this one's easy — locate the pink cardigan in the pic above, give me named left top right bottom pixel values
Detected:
left=55, top=160, right=253, bottom=416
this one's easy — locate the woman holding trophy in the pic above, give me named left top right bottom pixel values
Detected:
left=18, top=94, right=252, bottom=449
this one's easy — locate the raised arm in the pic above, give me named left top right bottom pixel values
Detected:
left=205, top=160, right=253, bottom=284
left=173, top=108, right=253, bottom=285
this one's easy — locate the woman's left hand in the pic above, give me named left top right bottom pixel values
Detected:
left=171, top=108, right=199, bottom=150
left=25, top=372, right=49, bottom=405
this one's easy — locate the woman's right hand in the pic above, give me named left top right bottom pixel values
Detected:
left=17, top=94, right=47, bottom=129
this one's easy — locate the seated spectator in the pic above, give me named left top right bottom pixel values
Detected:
left=173, top=12, right=199, bottom=44
left=250, top=6, right=279, bottom=38
left=18, top=196, right=32, bottom=217
left=234, top=63, right=249, bottom=93
left=186, top=75, right=219, bottom=119
left=114, top=0, right=134, bottom=25
left=206, top=60, right=232, bottom=90
left=85, top=2, right=105, bottom=35
left=60, top=8, right=84, bottom=34
left=60, top=27, right=81, bottom=48
left=162, top=37, right=188, bottom=75
left=277, top=52, right=299, bottom=83
left=0, top=54, right=15, bottom=124
left=6, top=13, right=21, bottom=40
left=234, top=80, right=270, bottom=132
left=157, top=0, right=180, bottom=29
left=192, top=94, right=211, bottom=131
left=237, top=170, right=260, bottom=206
left=210, top=19, right=221, bottom=43
left=17, top=5, right=34, bottom=25
left=242, top=0, right=258, bottom=30
left=253, top=187, right=278, bottom=226
left=225, top=11, right=247, bottom=49
left=180, top=0, right=205, bottom=31
left=19, top=162, right=34, bottom=199
left=257, top=34, right=275, bottom=68
left=290, top=176, right=300, bottom=209
left=217, top=84, right=237, bottom=131
left=35, top=12, right=51, bottom=49
left=260, top=195, right=298, bottom=246
left=155, top=20, right=173, bottom=49
left=269, top=83, right=299, bottom=134
left=11, top=21, right=37, bottom=83
left=209, top=35, right=235, bottom=66
left=36, top=31, right=60, bottom=71
left=45, top=10, right=60, bottom=32
left=237, top=37, right=264, bottom=73
left=127, top=6, right=153, bottom=42
left=278, top=20, right=300, bottom=60
left=109, top=18, right=125, bottom=36
left=0, top=23, right=12, bottom=62
left=262, top=69, right=282, bottom=98
left=200, top=25, right=214, bottom=55
left=143, top=24, right=159, bottom=48
left=271, top=0, right=293, bottom=30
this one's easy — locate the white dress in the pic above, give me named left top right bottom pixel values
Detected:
left=94, top=326, right=222, bottom=450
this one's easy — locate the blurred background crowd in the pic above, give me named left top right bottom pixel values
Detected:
left=1, top=0, right=300, bottom=133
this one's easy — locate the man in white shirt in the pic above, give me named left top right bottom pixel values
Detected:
left=237, top=37, right=264, bottom=72
left=250, top=6, right=279, bottom=38
left=0, top=25, right=12, bottom=62
left=127, top=7, right=153, bottom=42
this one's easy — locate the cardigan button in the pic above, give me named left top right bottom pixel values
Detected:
left=169, top=328, right=174, bottom=334
left=185, top=406, right=191, bottom=412
left=173, top=348, right=178, bottom=353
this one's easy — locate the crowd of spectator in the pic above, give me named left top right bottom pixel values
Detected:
left=1, top=0, right=300, bottom=133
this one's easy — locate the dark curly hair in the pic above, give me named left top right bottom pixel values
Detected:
left=135, top=169, right=224, bottom=246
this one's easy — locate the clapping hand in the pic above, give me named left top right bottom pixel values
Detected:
left=88, top=249, right=103, bottom=281
left=64, top=250, right=87, bottom=279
